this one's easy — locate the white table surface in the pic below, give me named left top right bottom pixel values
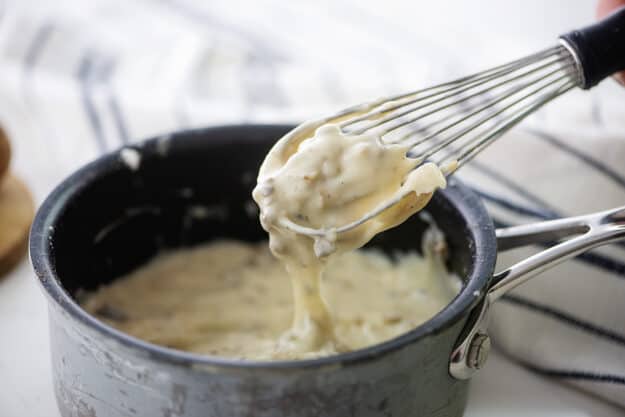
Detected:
left=1, top=258, right=623, bottom=417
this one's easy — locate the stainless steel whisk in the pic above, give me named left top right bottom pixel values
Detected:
left=279, top=8, right=625, bottom=238
left=340, top=45, right=577, bottom=169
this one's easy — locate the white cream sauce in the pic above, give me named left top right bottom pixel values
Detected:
left=83, top=239, right=459, bottom=360
left=252, top=123, right=447, bottom=357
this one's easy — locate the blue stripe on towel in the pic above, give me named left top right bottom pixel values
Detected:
left=23, top=23, right=54, bottom=69
left=514, top=359, right=625, bottom=385
left=160, top=0, right=283, bottom=59
left=109, top=94, right=129, bottom=144
left=469, top=185, right=557, bottom=219
left=502, top=294, right=625, bottom=347
left=102, top=58, right=130, bottom=144
left=467, top=160, right=561, bottom=216
left=526, top=127, right=625, bottom=188
left=76, top=51, right=107, bottom=153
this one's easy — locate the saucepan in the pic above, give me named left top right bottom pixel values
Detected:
left=30, top=125, right=625, bottom=417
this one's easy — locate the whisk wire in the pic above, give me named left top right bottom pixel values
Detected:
left=413, top=71, right=574, bottom=164
left=395, top=62, right=575, bottom=148
left=339, top=44, right=577, bottom=170
left=453, top=79, right=576, bottom=168
left=341, top=46, right=568, bottom=134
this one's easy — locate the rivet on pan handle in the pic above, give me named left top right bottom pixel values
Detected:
left=449, top=205, right=625, bottom=379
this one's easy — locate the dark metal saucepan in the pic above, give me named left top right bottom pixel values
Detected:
left=30, top=125, right=625, bottom=417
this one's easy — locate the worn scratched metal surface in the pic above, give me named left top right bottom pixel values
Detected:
left=49, top=302, right=469, bottom=417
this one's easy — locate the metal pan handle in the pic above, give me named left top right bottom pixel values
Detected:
left=449, top=205, right=625, bottom=380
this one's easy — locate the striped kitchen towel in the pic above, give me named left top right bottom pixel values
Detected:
left=1, top=0, right=624, bottom=409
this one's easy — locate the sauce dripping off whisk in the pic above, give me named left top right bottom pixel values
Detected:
left=253, top=123, right=446, bottom=356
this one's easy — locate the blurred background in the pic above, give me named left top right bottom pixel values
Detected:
left=0, top=0, right=609, bottom=203
left=2, top=1, right=625, bottom=416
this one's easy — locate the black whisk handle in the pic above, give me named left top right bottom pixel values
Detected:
left=560, top=6, right=625, bottom=89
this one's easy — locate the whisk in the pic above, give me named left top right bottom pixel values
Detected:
left=277, top=8, right=625, bottom=239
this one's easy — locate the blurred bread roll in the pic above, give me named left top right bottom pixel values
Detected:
left=0, top=128, right=9, bottom=183
left=0, top=174, right=34, bottom=277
